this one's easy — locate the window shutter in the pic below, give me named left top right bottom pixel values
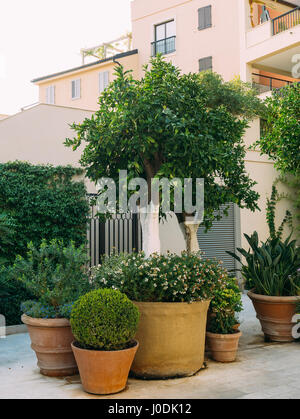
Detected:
left=199, top=56, right=212, bottom=72
left=197, top=203, right=237, bottom=272
left=99, top=71, right=109, bottom=93
left=72, top=79, right=80, bottom=99
left=46, top=86, right=55, bottom=104
left=198, top=5, right=212, bottom=30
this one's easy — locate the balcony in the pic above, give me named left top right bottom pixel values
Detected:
left=272, top=7, right=300, bottom=36
left=151, top=36, right=176, bottom=56
left=252, top=73, right=295, bottom=94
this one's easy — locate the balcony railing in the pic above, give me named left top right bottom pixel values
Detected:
left=252, top=73, right=294, bottom=94
left=151, top=36, right=176, bottom=56
left=272, top=6, right=300, bottom=35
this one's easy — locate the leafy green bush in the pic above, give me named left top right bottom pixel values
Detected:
left=90, top=251, right=229, bottom=303
left=228, top=186, right=300, bottom=296
left=10, top=239, right=91, bottom=318
left=0, top=266, right=34, bottom=325
left=0, top=161, right=89, bottom=264
left=70, top=289, right=140, bottom=350
left=21, top=301, right=74, bottom=320
left=207, top=277, right=243, bottom=334
left=228, top=232, right=300, bottom=296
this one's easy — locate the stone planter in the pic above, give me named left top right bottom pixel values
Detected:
left=22, top=314, right=78, bottom=377
left=248, top=290, right=300, bottom=342
left=131, top=300, right=210, bottom=379
left=206, top=331, right=242, bottom=362
left=72, top=341, right=139, bottom=395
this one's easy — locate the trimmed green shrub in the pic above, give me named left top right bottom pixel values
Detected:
left=0, top=161, right=89, bottom=264
left=70, top=289, right=140, bottom=351
left=11, top=239, right=91, bottom=319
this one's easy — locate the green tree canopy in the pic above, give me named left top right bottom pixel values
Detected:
left=66, top=56, right=262, bottom=252
left=254, top=83, right=300, bottom=175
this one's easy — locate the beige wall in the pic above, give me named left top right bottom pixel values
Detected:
left=0, top=104, right=96, bottom=192
left=37, top=53, right=139, bottom=111
left=132, top=0, right=241, bottom=81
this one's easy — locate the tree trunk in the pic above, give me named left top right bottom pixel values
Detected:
left=139, top=201, right=161, bottom=257
left=179, top=221, right=200, bottom=253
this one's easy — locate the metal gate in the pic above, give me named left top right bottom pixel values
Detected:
left=87, top=195, right=142, bottom=267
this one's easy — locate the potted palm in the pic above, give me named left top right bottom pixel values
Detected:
left=12, top=239, right=91, bottom=376
left=228, top=187, right=300, bottom=342
left=206, top=277, right=243, bottom=362
left=70, top=289, right=140, bottom=395
left=90, top=251, right=229, bottom=379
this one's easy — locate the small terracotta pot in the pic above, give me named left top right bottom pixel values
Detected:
left=248, top=290, right=300, bottom=342
left=206, top=331, right=242, bottom=362
left=71, top=340, right=139, bottom=395
left=22, top=314, right=78, bottom=377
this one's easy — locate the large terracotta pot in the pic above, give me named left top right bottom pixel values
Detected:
left=131, top=300, right=210, bottom=379
left=22, top=314, right=78, bottom=377
left=71, top=341, right=139, bottom=395
left=248, top=290, right=300, bottom=342
left=206, top=331, right=242, bottom=362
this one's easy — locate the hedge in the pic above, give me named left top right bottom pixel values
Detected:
left=0, top=161, right=90, bottom=325
left=0, top=161, right=90, bottom=263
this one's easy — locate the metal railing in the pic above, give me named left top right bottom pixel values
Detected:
left=252, top=73, right=294, bottom=94
left=272, top=6, right=300, bottom=35
left=151, top=36, right=176, bottom=56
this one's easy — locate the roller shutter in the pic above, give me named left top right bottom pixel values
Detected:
left=197, top=203, right=237, bottom=272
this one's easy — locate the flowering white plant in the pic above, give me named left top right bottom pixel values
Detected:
left=90, top=251, right=229, bottom=303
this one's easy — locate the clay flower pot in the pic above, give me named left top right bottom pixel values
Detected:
left=22, top=314, right=78, bottom=377
left=71, top=340, right=139, bottom=395
left=206, top=330, right=242, bottom=362
left=248, top=290, right=300, bottom=342
left=131, top=300, right=210, bottom=379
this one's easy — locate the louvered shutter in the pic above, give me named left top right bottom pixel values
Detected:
left=46, top=86, right=55, bottom=104
left=198, top=5, right=212, bottom=30
left=197, top=203, right=236, bottom=272
left=99, top=71, right=109, bottom=93
left=199, top=56, right=212, bottom=72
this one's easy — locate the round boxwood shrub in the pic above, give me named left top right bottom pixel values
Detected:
left=70, top=289, right=140, bottom=351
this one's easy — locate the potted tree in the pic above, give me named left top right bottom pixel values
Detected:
left=228, top=187, right=300, bottom=342
left=70, top=289, right=140, bottom=395
left=12, top=239, right=91, bottom=376
left=206, top=277, right=243, bottom=362
left=90, top=251, right=230, bottom=379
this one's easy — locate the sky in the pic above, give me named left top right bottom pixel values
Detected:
left=0, top=0, right=132, bottom=115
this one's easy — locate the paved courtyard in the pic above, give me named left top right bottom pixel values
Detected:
left=0, top=295, right=299, bottom=399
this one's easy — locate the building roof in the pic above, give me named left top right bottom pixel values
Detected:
left=31, top=49, right=138, bottom=84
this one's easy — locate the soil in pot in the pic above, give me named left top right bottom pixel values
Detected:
left=22, top=314, right=78, bottom=377
left=71, top=340, right=139, bottom=395
left=206, top=330, right=242, bottom=363
left=248, top=290, right=300, bottom=342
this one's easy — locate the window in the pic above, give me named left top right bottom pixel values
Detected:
left=71, top=79, right=81, bottom=100
left=46, top=85, right=55, bottom=104
left=152, top=20, right=176, bottom=56
left=199, top=56, right=213, bottom=72
left=99, top=71, right=109, bottom=93
left=198, top=5, right=212, bottom=30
